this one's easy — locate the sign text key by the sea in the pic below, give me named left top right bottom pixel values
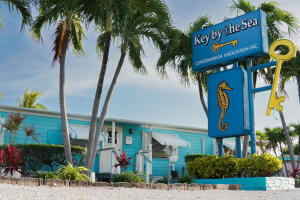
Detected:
left=192, top=9, right=269, bottom=72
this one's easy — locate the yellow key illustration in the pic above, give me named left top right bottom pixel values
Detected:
left=266, top=39, right=297, bottom=116
left=211, top=40, right=238, bottom=53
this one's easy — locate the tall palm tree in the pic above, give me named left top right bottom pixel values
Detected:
left=0, top=0, right=32, bottom=30
left=32, top=0, right=85, bottom=163
left=88, top=9, right=170, bottom=170
left=157, top=16, right=213, bottom=117
left=83, top=0, right=170, bottom=170
left=231, top=0, right=297, bottom=162
left=18, top=89, right=47, bottom=110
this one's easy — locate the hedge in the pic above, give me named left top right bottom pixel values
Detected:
left=186, top=154, right=282, bottom=179
left=0, top=144, right=86, bottom=174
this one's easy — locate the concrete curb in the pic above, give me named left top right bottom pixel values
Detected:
left=0, top=176, right=241, bottom=190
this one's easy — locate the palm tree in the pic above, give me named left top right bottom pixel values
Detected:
left=230, top=0, right=298, bottom=162
left=265, top=127, right=289, bottom=176
left=88, top=9, right=170, bottom=170
left=256, top=130, right=270, bottom=154
left=18, top=89, right=47, bottom=110
left=157, top=16, right=212, bottom=117
left=0, top=0, right=32, bottom=30
left=31, top=0, right=85, bottom=163
left=290, top=123, right=300, bottom=168
left=83, top=0, right=170, bottom=170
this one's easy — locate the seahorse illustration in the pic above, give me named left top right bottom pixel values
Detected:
left=217, top=81, right=232, bottom=131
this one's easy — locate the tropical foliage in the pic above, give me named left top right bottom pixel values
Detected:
left=186, top=154, right=281, bottom=178
left=87, top=2, right=171, bottom=171
left=57, top=162, right=90, bottom=181
left=112, top=171, right=145, bottom=183
left=0, top=144, right=86, bottom=174
left=18, top=89, right=47, bottom=110
left=0, top=0, right=32, bottom=29
left=2, top=111, right=26, bottom=145
left=32, top=0, right=86, bottom=164
left=0, top=145, right=26, bottom=176
left=113, top=150, right=132, bottom=174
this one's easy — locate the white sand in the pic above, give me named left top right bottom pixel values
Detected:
left=0, top=183, right=299, bottom=200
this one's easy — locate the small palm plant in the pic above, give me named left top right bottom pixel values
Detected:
left=18, top=89, right=47, bottom=110
left=2, top=111, right=27, bottom=145
left=23, top=124, right=40, bottom=144
left=113, top=150, right=132, bottom=174
left=57, top=162, right=90, bottom=181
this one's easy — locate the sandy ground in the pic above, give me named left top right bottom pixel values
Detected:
left=0, top=183, right=299, bottom=200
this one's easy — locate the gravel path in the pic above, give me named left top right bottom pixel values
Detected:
left=0, top=184, right=299, bottom=200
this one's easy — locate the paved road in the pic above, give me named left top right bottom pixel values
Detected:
left=0, top=183, right=299, bottom=200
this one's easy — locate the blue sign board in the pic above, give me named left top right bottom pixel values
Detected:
left=208, top=67, right=249, bottom=138
left=192, top=9, right=269, bottom=72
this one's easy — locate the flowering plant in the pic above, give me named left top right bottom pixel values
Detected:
left=113, top=150, right=132, bottom=174
left=1, top=145, right=26, bottom=176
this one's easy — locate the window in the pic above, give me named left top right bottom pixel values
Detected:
left=107, top=131, right=118, bottom=144
left=152, top=138, right=172, bottom=159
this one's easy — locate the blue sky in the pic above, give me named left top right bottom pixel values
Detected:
left=0, top=0, right=299, bottom=131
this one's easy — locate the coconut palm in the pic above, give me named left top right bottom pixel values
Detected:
left=230, top=0, right=298, bottom=162
left=83, top=0, right=170, bottom=170
left=0, top=0, right=32, bottom=30
left=31, top=0, right=85, bottom=163
left=157, top=16, right=213, bottom=117
left=18, top=89, right=47, bottom=110
left=88, top=9, right=170, bottom=170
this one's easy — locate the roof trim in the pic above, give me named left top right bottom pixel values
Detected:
left=0, top=104, right=208, bottom=133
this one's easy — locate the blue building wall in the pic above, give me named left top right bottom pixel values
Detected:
left=0, top=109, right=213, bottom=176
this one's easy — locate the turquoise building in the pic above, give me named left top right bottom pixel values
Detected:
left=0, top=105, right=217, bottom=179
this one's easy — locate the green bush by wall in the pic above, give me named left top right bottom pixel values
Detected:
left=0, top=144, right=86, bottom=174
left=186, top=154, right=281, bottom=179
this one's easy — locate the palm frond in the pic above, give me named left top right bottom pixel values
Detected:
left=230, top=0, right=256, bottom=14
left=3, top=0, right=32, bottom=30
left=52, top=20, right=70, bottom=65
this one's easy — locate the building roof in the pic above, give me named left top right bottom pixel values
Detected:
left=0, top=104, right=208, bottom=134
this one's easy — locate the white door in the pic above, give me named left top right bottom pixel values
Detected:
left=100, top=125, right=122, bottom=173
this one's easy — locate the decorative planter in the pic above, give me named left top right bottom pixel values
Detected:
left=195, top=177, right=295, bottom=191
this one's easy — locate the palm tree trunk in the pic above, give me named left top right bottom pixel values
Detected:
left=273, top=146, right=278, bottom=157
left=85, top=31, right=112, bottom=170
left=59, top=37, right=72, bottom=164
left=196, top=73, right=208, bottom=117
left=279, top=142, right=289, bottom=176
left=279, top=110, right=296, bottom=171
left=90, top=50, right=127, bottom=171
left=297, top=76, right=300, bottom=104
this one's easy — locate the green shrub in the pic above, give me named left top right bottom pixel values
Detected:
left=241, top=154, right=282, bottom=177
left=186, top=154, right=281, bottom=179
left=155, top=176, right=168, bottom=184
left=184, top=154, right=206, bottom=163
left=0, top=144, right=86, bottom=174
left=57, top=162, right=91, bottom=181
left=112, top=171, right=145, bottom=183
left=38, top=171, right=58, bottom=179
left=178, top=175, right=193, bottom=184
